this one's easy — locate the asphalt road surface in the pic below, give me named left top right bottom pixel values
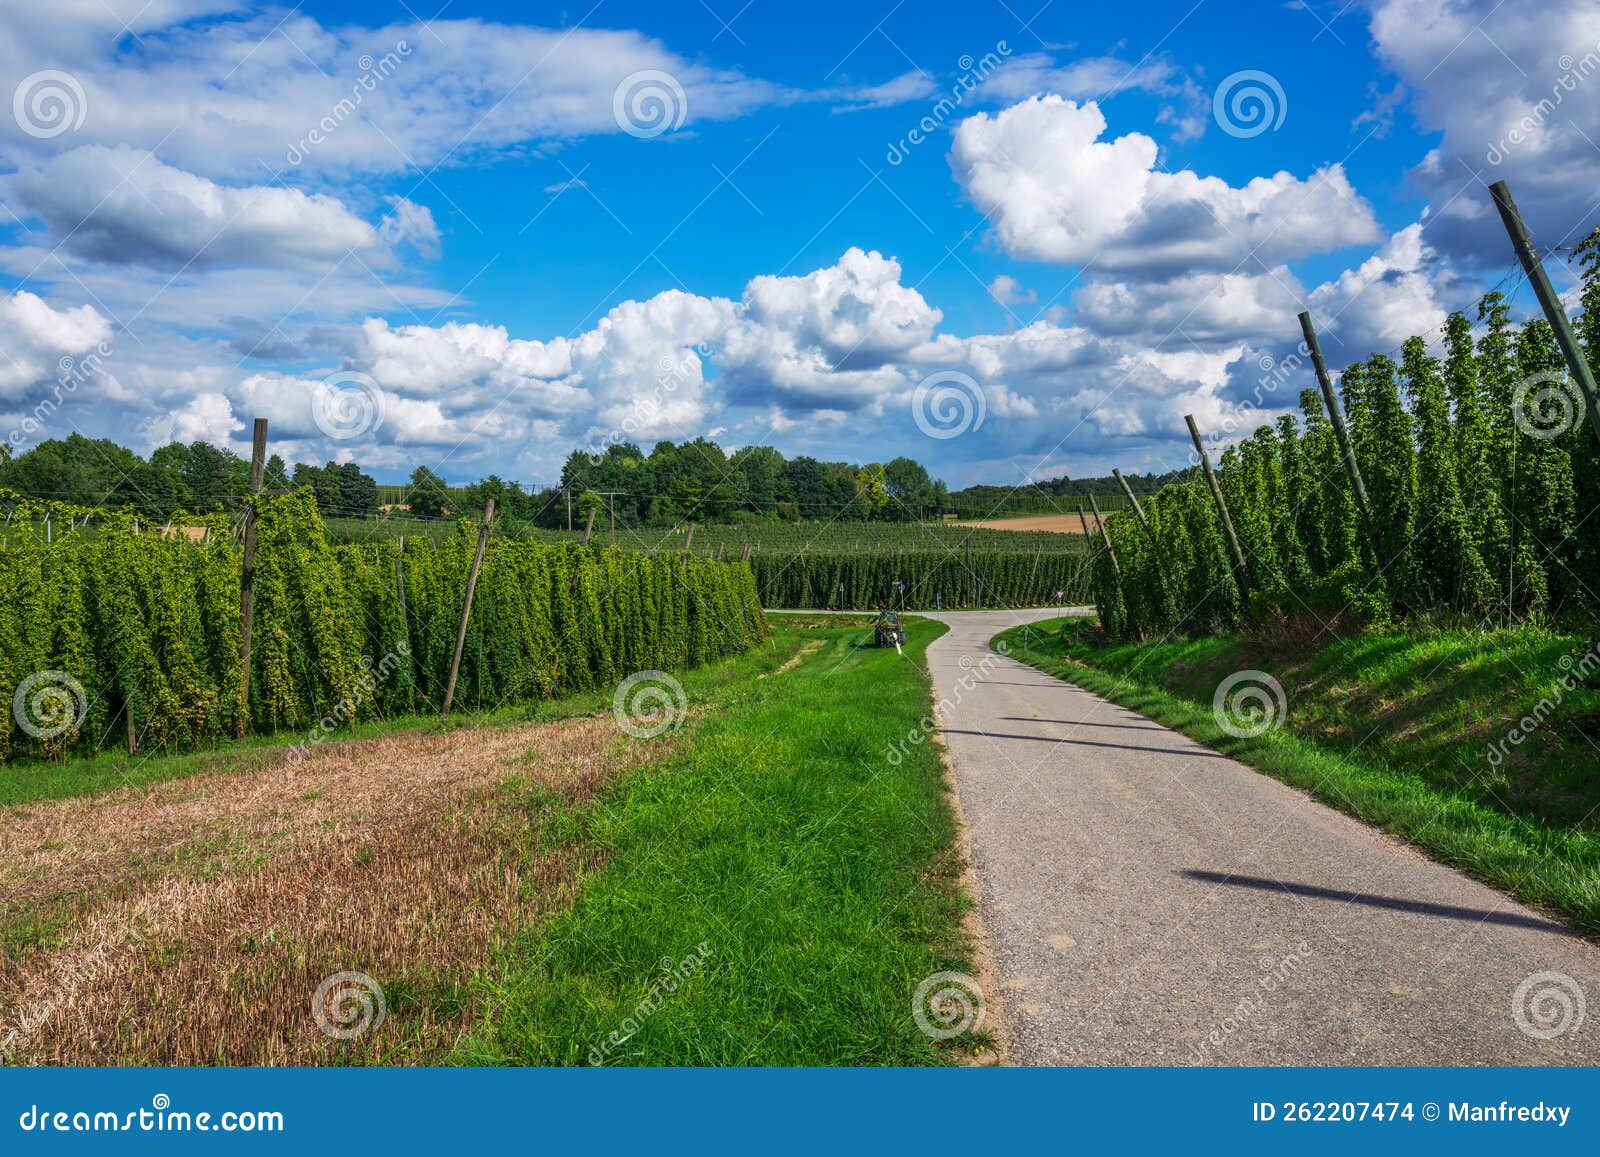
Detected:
left=920, top=608, right=1599, bottom=1066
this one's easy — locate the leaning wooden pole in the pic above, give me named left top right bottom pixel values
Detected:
left=1489, top=180, right=1600, bottom=451
left=1112, top=468, right=1160, bottom=549
left=1299, top=311, right=1383, bottom=565
left=1076, top=500, right=1094, bottom=540
left=1185, top=414, right=1251, bottom=600
left=581, top=507, right=597, bottom=546
left=1086, top=491, right=1121, bottom=580
left=235, top=418, right=268, bottom=738
left=442, top=498, right=494, bottom=716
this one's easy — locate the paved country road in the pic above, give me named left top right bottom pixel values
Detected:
left=916, top=608, right=1600, bottom=1066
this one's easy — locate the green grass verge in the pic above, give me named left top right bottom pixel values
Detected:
left=994, top=617, right=1600, bottom=936
left=456, top=616, right=988, bottom=1066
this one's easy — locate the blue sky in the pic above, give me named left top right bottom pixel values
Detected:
left=2, top=0, right=1597, bottom=488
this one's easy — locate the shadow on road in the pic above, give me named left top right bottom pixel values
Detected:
left=1180, top=869, right=1584, bottom=938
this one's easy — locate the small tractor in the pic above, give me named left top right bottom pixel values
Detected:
left=872, top=609, right=906, bottom=651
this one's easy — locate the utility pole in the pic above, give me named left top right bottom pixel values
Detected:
left=592, top=491, right=624, bottom=547
left=236, top=418, right=268, bottom=738
left=1185, top=414, right=1251, bottom=600
left=1490, top=180, right=1600, bottom=450
left=442, top=498, right=494, bottom=715
left=1300, top=311, right=1383, bottom=565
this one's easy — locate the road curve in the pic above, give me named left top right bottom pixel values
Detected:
left=920, top=608, right=1600, bottom=1066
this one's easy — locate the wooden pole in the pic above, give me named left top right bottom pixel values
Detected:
left=1299, top=311, right=1383, bottom=564
left=1112, top=469, right=1160, bottom=548
left=684, top=522, right=696, bottom=552
left=235, top=418, right=268, bottom=738
left=442, top=498, right=494, bottom=716
left=1185, top=414, right=1251, bottom=600
left=566, top=487, right=572, bottom=532
left=582, top=507, right=597, bottom=545
left=394, top=535, right=409, bottom=637
left=1489, top=180, right=1600, bottom=450
left=1086, top=492, right=1120, bottom=580
left=1076, top=501, right=1094, bottom=540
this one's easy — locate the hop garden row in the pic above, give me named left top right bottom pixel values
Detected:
left=0, top=491, right=765, bottom=762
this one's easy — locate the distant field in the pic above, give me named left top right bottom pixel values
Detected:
left=954, top=513, right=1099, bottom=534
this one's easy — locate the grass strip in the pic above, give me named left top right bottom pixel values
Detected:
left=458, top=617, right=989, bottom=1066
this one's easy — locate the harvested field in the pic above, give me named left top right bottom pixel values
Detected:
left=0, top=716, right=666, bottom=1064
left=952, top=513, right=1100, bottom=534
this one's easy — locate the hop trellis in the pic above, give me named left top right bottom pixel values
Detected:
left=1091, top=272, right=1600, bottom=640
left=0, top=490, right=766, bottom=762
